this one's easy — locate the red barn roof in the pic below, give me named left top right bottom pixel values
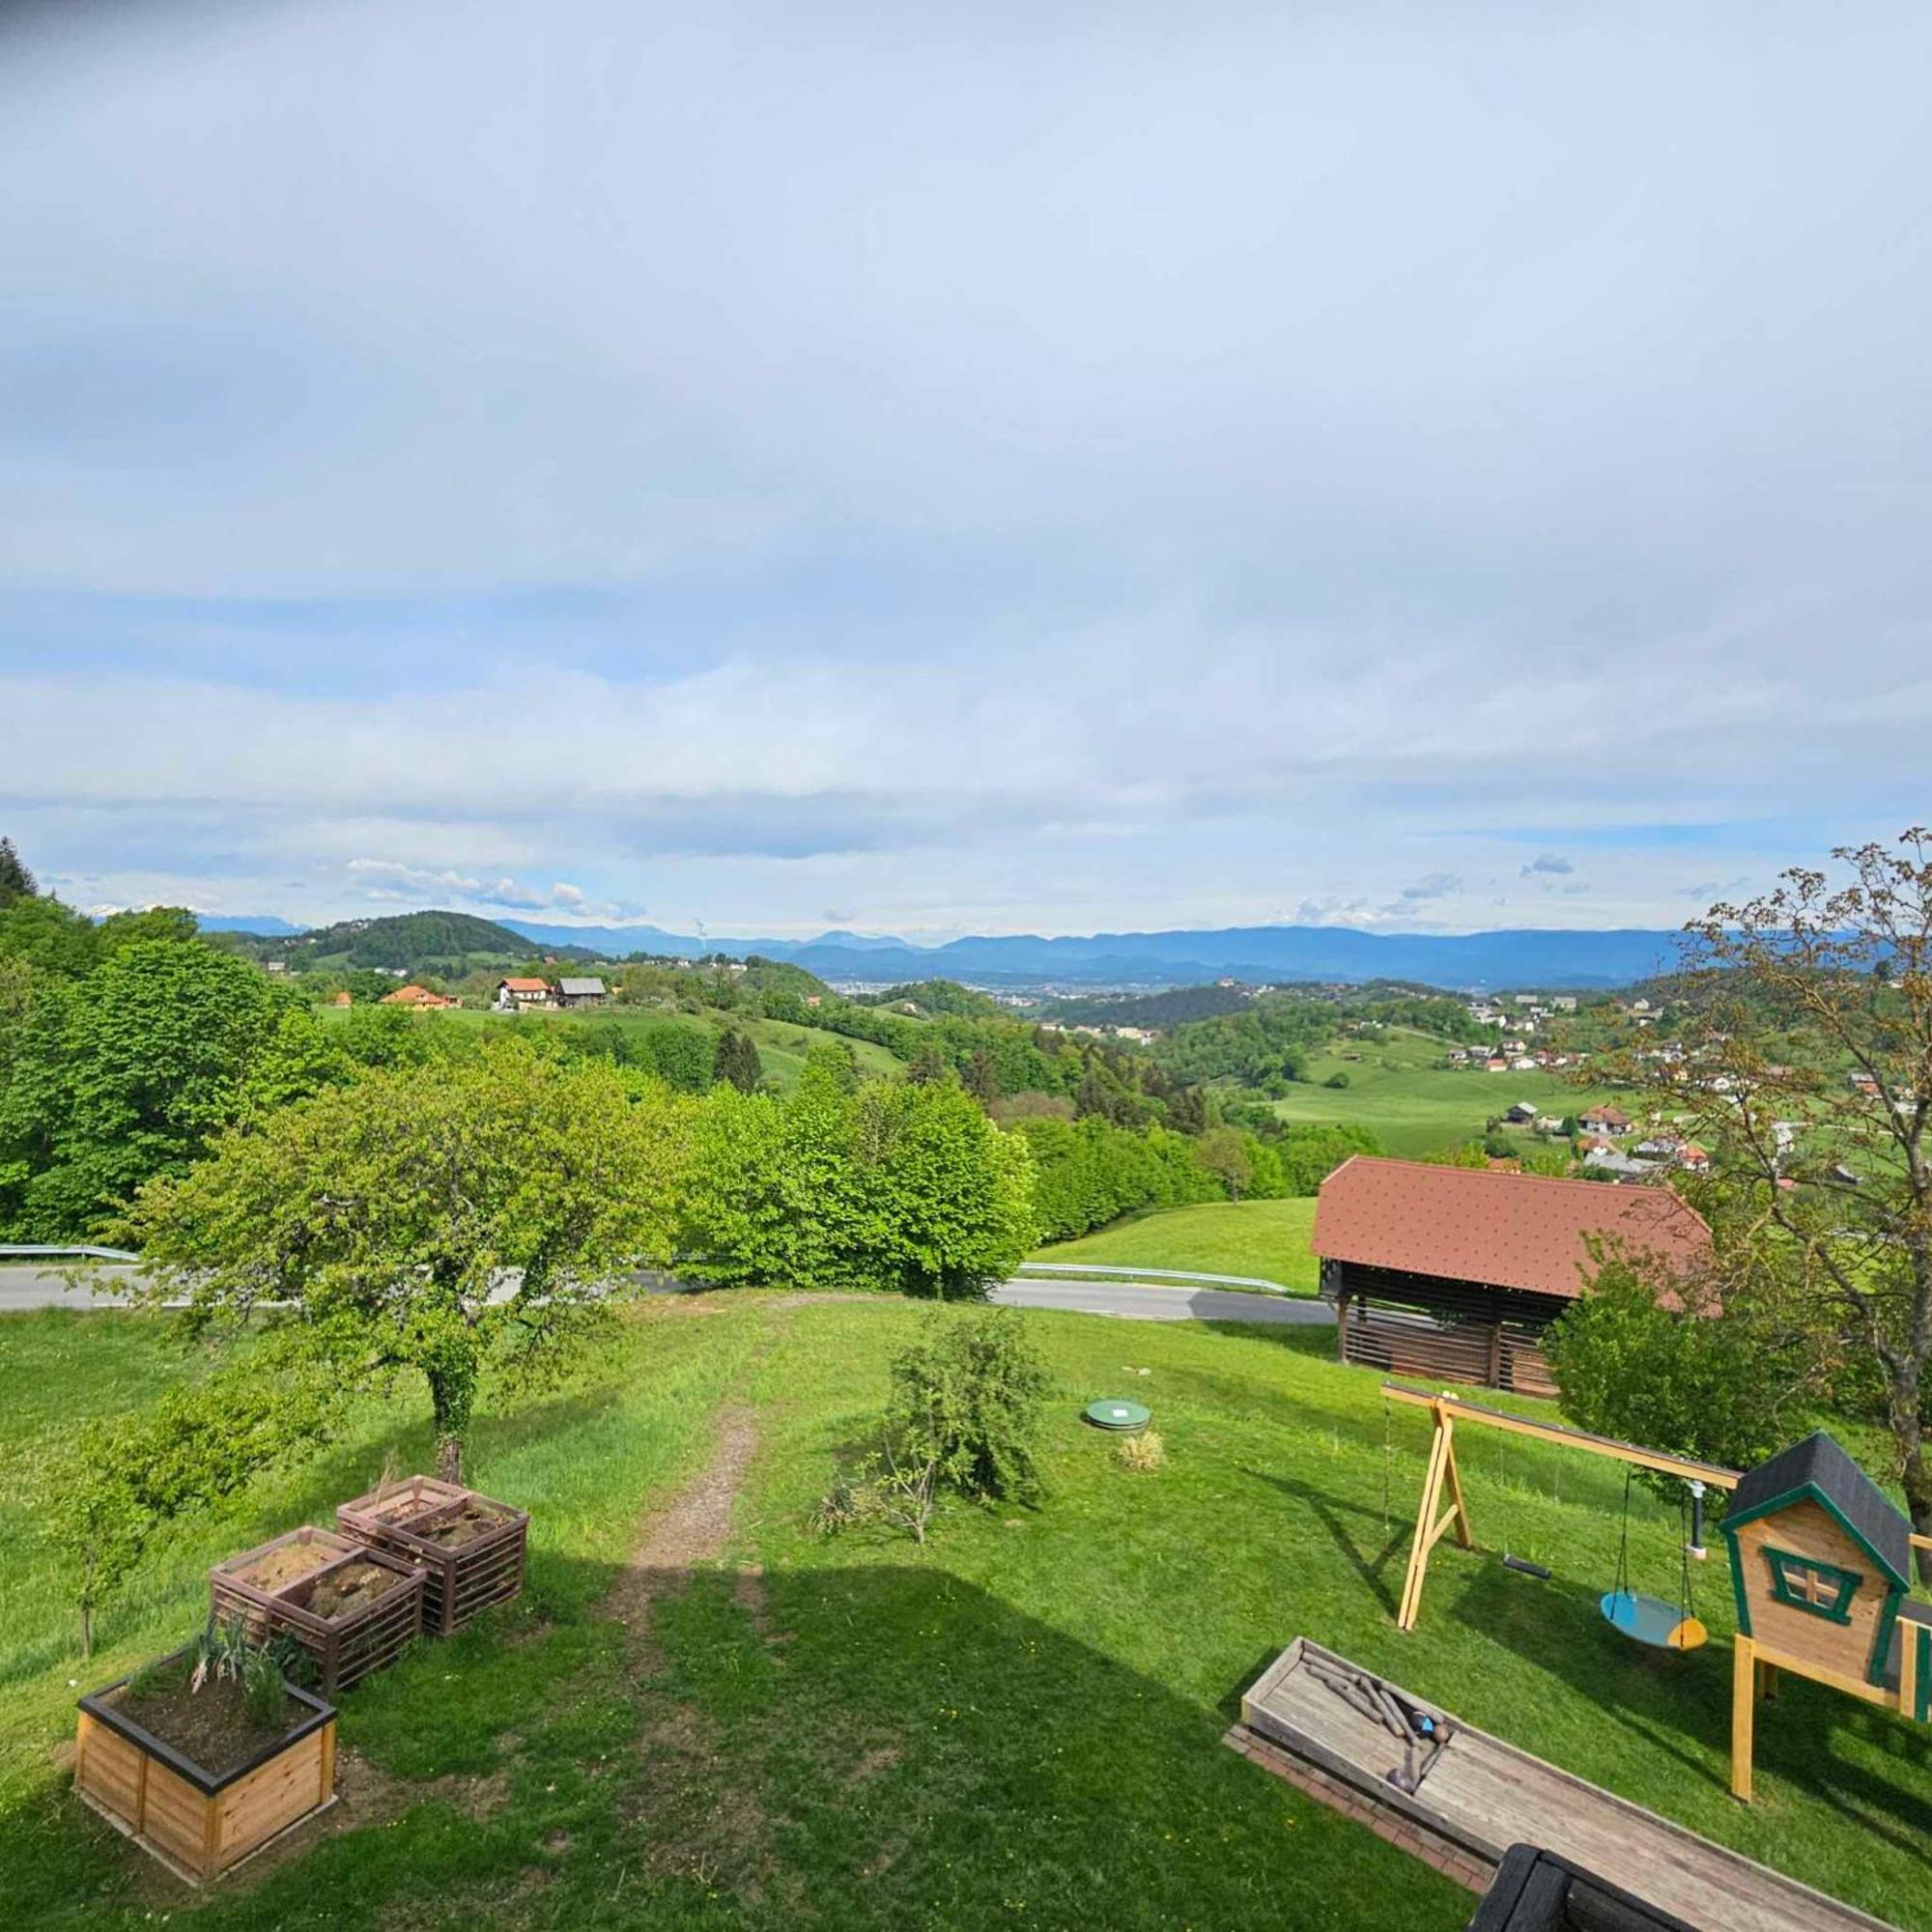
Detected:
left=1311, top=1155, right=1711, bottom=1301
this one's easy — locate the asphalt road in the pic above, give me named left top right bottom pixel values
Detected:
left=0, top=1262, right=1334, bottom=1328
left=992, top=1278, right=1333, bottom=1325
left=0, top=1262, right=142, bottom=1310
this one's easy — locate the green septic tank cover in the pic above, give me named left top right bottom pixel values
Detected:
left=1084, top=1398, right=1151, bottom=1434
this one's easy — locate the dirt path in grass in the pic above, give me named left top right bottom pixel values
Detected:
left=607, top=1399, right=761, bottom=1671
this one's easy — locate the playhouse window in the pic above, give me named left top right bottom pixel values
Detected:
left=1762, top=1547, right=1861, bottom=1625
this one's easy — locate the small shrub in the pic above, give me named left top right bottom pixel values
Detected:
left=1323, top=1070, right=1350, bottom=1090
left=889, top=1309, right=1051, bottom=1504
left=810, top=1442, right=939, bottom=1544
left=1116, top=1430, right=1165, bottom=1473
left=813, top=1309, right=1053, bottom=1544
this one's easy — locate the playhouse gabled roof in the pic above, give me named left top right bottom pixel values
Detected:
left=1724, top=1432, right=1911, bottom=1589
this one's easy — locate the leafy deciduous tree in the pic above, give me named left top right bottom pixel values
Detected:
left=122, top=1048, right=691, bottom=1481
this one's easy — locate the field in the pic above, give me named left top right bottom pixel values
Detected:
left=1032, top=1197, right=1321, bottom=1293
left=1268, top=1026, right=1617, bottom=1158
left=326, top=1002, right=906, bottom=1092
left=5, top=1298, right=1930, bottom=1929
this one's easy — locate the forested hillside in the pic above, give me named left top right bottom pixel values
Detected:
left=0, top=851, right=1385, bottom=1253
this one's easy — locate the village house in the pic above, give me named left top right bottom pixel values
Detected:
left=380, top=984, right=458, bottom=1009
left=1505, top=1100, right=1538, bottom=1123
left=495, top=977, right=555, bottom=1012
left=1583, top=1146, right=1665, bottom=1181
left=554, top=976, right=608, bottom=1009
left=1578, top=1105, right=1633, bottom=1138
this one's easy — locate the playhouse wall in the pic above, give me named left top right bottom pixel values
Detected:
left=1732, top=1498, right=1888, bottom=1681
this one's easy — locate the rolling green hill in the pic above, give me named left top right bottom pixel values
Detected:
left=1268, top=1026, right=1614, bottom=1157
left=266, top=909, right=559, bottom=971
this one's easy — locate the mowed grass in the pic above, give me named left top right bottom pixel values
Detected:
left=4, top=1299, right=1931, bottom=1928
left=1268, top=1027, right=1618, bottom=1158
left=1032, top=1197, right=1321, bottom=1293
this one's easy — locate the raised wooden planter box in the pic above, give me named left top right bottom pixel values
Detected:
left=73, top=1659, right=336, bottom=1884
left=211, top=1525, right=425, bottom=1694
left=336, top=1476, right=528, bottom=1636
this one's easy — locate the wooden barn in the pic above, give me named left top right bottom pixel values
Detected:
left=1311, top=1156, right=1712, bottom=1396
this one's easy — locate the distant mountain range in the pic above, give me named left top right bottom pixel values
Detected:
left=504, top=918, right=1686, bottom=989
left=203, top=909, right=1686, bottom=988
left=199, top=914, right=304, bottom=935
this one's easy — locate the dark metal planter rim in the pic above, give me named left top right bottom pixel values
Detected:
left=76, top=1649, right=336, bottom=1797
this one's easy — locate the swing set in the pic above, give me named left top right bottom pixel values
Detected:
left=1382, top=1380, right=1736, bottom=1644
left=1382, top=1381, right=1932, bottom=1802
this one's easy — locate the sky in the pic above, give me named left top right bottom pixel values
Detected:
left=3, top=0, right=1930, bottom=940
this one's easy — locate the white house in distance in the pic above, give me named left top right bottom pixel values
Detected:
left=495, top=977, right=555, bottom=1012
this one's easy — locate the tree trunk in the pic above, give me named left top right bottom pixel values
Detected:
left=424, top=1359, right=472, bottom=1488
left=1900, top=1428, right=1932, bottom=1587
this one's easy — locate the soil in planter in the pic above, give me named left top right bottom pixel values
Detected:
left=240, top=1542, right=335, bottom=1593
left=110, top=1662, right=301, bottom=1780
left=416, top=1501, right=513, bottom=1548
left=305, top=1560, right=402, bottom=1621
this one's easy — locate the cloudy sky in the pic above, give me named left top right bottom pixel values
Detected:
left=3, top=1, right=1928, bottom=939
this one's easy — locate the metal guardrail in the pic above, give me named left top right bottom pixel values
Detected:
left=1013, top=1260, right=1298, bottom=1296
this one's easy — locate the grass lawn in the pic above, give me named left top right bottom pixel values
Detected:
left=1269, top=1027, right=1618, bottom=1159
left=4, top=1298, right=1930, bottom=1928
left=1031, top=1198, right=1321, bottom=1293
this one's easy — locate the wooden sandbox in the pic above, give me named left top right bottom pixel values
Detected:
left=335, top=1476, right=528, bottom=1636
left=211, top=1525, right=425, bottom=1693
left=74, top=1659, right=336, bottom=1884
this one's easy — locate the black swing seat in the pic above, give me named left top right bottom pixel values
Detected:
left=1600, top=1589, right=1707, bottom=1651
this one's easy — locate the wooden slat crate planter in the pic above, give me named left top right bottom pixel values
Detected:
left=73, top=1658, right=336, bottom=1885
left=211, top=1525, right=425, bottom=1694
left=336, top=1476, right=528, bottom=1636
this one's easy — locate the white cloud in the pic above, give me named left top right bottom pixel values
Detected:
left=3, top=1, right=1931, bottom=931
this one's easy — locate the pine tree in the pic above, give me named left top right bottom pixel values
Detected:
left=716, top=1028, right=763, bottom=1094
left=0, top=837, right=36, bottom=905
left=907, top=1043, right=950, bottom=1086
left=964, top=1049, right=999, bottom=1106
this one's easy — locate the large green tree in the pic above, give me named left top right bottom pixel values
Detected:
left=1602, top=832, right=1932, bottom=1573
left=687, top=1064, right=1037, bottom=1298
left=122, top=1048, right=691, bottom=1481
left=0, top=939, right=325, bottom=1237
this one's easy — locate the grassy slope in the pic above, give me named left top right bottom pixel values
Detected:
left=1031, top=1197, right=1321, bottom=1293
left=1268, top=1026, right=1618, bottom=1158
left=326, top=1004, right=904, bottom=1093
left=4, top=1301, right=1929, bottom=1928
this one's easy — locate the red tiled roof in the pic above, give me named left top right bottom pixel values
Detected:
left=1311, top=1155, right=1711, bottom=1301
left=500, top=978, right=550, bottom=992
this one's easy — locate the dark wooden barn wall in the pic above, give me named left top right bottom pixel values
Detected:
left=1321, top=1260, right=1573, bottom=1398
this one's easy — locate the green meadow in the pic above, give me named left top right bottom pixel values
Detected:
left=1033, top=1197, right=1322, bottom=1293
left=325, top=1001, right=906, bottom=1092
left=1267, top=1026, right=1617, bottom=1158
left=4, top=1297, right=1928, bottom=1929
